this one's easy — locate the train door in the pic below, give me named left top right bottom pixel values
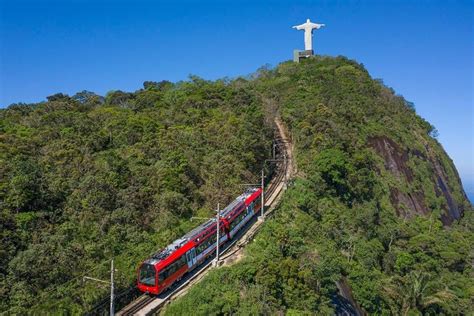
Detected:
left=248, top=203, right=254, bottom=214
left=186, top=248, right=196, bottom=268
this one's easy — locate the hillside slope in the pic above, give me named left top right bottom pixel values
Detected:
left=0, top=78, right=273, bottom=313
left=165, top=57, right=473, bottom=315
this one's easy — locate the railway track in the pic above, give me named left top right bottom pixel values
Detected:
left=116, top=118, right=294, bottom=316
left=119, top=296, right=155, bottom=316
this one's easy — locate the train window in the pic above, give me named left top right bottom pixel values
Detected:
left=160, top=255, right=187, bottom=282
left=158, top=267, right=169, bottom=283
left=196, top=232, right=221, bottom=255
left=197, top=243, right=204, bottom=254
left=140, top=264, right=156, bottom=286
left=169, top=263, right=176, bottom=275
left=175, top=255, right=185, bottom=269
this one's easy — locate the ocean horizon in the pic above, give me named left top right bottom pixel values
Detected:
left=467, top=192, right=474, bottom=205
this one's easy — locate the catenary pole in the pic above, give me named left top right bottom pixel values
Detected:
left=284, top=151, right=288, bottom=189
left=216, top=203, right=220, bottom=264
left=82, top=260, right=115, bottom=315
left=261, top=168, right=265, bottom=219
left=110, top=259, right=114, bottom=316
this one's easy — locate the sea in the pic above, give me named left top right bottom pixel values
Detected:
left=467, top=192, right=474, bottom=205
left=464, top=180, right=474, bottom=205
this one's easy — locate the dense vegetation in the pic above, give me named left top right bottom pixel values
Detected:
left=1, top=56, right=472, bottom=315
left=165, top=57, right=473, bottom=315
left=0, top=78, right=273, bottom=313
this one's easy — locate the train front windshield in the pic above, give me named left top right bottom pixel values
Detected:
left=139, top=263, right=156, bottom=286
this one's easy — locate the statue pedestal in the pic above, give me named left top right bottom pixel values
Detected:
left=293, top=49, right=314, bottom=63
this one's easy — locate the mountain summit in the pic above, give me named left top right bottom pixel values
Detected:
left=165, top=56, right=473, bottom=315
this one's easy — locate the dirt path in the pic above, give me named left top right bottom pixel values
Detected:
left=219, top=117, right=296, bottom=267
left=133, top=117, right=297, bottom=315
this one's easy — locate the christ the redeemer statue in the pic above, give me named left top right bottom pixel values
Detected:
left=293, top=18, right=325, bottom=51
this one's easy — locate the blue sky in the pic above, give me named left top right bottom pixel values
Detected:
left=1, top=0, right=473, bottom=199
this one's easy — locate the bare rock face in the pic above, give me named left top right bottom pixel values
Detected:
left=368, top=135, right=466, bottom=225
left=389, top=188, right=429, bottom=218
left=369, top=136, right=414, bottom=182
left=334, top=277, right=367, bottom=316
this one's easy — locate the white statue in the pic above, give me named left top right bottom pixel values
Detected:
left=292, top=18, right=325, bottom=51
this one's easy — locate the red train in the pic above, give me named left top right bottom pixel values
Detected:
left=137, top=188, right=262, bottom=295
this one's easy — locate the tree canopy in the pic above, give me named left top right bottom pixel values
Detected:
left=1, top=56, right=472, bottom=314
left=0, top=76, right=273, bottom=313
left=165, top=57, right=473, bottom=315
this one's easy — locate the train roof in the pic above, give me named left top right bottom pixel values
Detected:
left=144, top=188, right=261, bottom=268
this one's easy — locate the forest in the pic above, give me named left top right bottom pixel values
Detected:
left=164, top=57, right=473, bottom=315
left=1, top=56, right=472, bottom=314
left=0, top=77, right=273, bottom=313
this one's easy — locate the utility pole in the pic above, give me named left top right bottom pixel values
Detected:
left=215, top=203, right=220, bottom=265
left=83, top=259, right=115, bottom=316
left=260, top=169, right=265, bottom=219
left=192, top=204, right=221, bottom=267
left=284, top=151, right=288, bottom=189
left=110, top=259, right=114, bottom=316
